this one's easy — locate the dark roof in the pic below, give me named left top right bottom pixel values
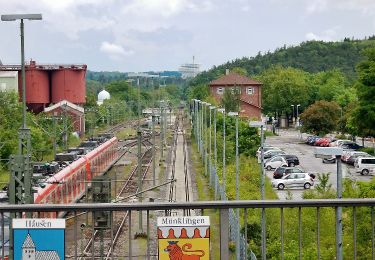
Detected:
left=209, top=72, right=261, bottom=86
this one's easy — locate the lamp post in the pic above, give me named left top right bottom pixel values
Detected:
left=228, top=111, right=240, bottom=259
left=218, top=108, right=226, bottom=199
left=249, top=120, right=266, bottom=259
left=204, top=102, right=211, bottom=177
left=296, top=104, right=301, bottom=127
left=213, top=106, right=218, bottom=199
left=291, top=104, right=295, bottom=125
left=2, top=13, right=42, bottom=259
left=209, top=106, right=215, bottom=187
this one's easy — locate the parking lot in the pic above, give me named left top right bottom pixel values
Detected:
left=264, top=129, right=373, bottom=200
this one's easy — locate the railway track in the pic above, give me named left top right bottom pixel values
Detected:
left=77, top=134, right=154, bottom=259
left=167, top=110, right=192, bottom=216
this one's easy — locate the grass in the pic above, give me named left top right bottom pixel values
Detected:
left=191, top=143, right=236, bottom=260
left=0, top=166, right=9, bottom=189
left=116, top=128, right=136, bottom=140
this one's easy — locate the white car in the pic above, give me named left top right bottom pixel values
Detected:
left=256, top=146, right=281, bottom=158
left=264, top=156, right=288, bottom=170
left=330, top=139, right=351, bottom=147
left=258, top=149, right=286, bottom=163
left=272, top=173, right=314, bottom=190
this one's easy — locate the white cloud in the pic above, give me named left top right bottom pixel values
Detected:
left=306, top=0, right=328, bottom=14
left=100, top=41, right=134, bottom=59
left=122, top=0, right=213, bottom=18
left=306, top=0, right=375, bottom=14
left=305, top=27, right=339, bottom=41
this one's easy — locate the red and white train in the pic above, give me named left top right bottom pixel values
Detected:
left=34, top=137, right=118, bottom=207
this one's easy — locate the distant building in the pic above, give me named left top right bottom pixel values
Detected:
left=209, top=70, right=262, bottom=119
left=44, top=100, right=85, bottom=136
left=179, top=63, right=200, bottom=79
left=0, top=71, right=18, bottom=92
left=97, top=89, right=110, bottom=105
left=0, top=60, right=87, bottom=113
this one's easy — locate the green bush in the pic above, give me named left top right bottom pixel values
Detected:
left=358, top=147, right=375, bottom=155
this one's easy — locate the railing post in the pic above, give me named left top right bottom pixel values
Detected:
left=220, top=208, right=229, bottom=260
left=336, top=155, right=343, bottom=260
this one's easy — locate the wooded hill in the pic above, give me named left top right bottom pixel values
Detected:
left=191, top=38, right=375, bottom=86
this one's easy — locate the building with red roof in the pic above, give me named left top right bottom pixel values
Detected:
left=209, top=70, right=262, bottom=119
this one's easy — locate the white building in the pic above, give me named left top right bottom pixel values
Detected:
left=0, top=71, right=18, bottom=92
left=97, top=89, right=110, bottom=105
left=178, top=63, right=200, bottom=79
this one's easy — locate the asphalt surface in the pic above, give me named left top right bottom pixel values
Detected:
left=264, top=129, right=373, bottom=200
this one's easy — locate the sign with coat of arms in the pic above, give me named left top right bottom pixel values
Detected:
left=157, top=216, right=210, bottom=260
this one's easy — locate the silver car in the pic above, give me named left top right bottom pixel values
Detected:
left=272, top=173, right=314, bottom=190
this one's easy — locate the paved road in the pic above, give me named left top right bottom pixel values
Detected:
left=264, top=129, right=373, bottom=200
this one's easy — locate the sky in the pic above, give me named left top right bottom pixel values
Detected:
left=0, top=0, right=375, bottom=72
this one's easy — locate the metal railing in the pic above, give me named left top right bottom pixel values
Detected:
left=1, top=199, right=375, bottom=259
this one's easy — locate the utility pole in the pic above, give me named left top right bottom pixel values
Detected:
left=137, top=77, right=143, bottom=233
left=160, top=101, right=164, bottom=161
left=52, top=113, right=57, bottom=159
left=218, top=108, right=226, bottom=199
left=63, top=102, right=68, bottom=151
left=152, top=80, right=156, bottom=186
left=213, top=107, right=218, bottom=199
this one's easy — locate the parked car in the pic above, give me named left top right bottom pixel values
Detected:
left=272, top=172, right=315, bottom=190
left=305, top=136, right=318, bottom=144
left=330, top=139, right=351, bottom=147
left=263, top=150, right=286, bottom=160
left=342, top=151, right=367, bottom=163
left=307, top=136, right=320, bottom=145
left=264, top=156, right=289, bottom=170
left=273, top=166, right=305, bottom=179
left=347, top=153, right=371, bottom=166
left=278, top=154, right=300, bottom=167
left=355, top=157, right=375, bottom=175
left=256, top=146, right=281, bottom=158
left=340, top=143, right=363, bottom=150
left=320, top=138, right=336, bottom=147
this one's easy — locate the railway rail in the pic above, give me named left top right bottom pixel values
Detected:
left=77, top=134, right=154, bottom=259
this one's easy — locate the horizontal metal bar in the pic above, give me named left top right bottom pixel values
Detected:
left=1, top=199, right=375, bottom=212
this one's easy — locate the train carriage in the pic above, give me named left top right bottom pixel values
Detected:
left=34, top=137, right=118, bottom=217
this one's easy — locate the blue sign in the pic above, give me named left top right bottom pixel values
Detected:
left=13, top=219, right=65, bottom=260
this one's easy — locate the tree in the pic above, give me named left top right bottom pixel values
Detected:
left=300, top=100, right=341, bottom=135
left=315, top=69, right=348, bottom=102
left=187, top=84, right=209, bottom=101
left=352, top=47, right=375, bottom=137
left=221, top=88, right=240, bottom=112
left=258, top=66, right=312, bottom=115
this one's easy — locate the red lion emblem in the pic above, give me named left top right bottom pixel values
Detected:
left=164, top=241, right=205, bottom=260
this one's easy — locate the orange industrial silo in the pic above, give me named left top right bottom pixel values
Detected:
left=51, top=67, right=86, bottom=104
left=18, top=61, right=50, bottom=113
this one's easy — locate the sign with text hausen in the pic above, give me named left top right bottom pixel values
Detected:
left=13, top=218, right=65, bottom=260
left=157, top=216, right=210, bottom=260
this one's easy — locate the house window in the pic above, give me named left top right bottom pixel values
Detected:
left=246, top=87, right=254, bottom=95
left=217, top=87, right=224, bottom=95
left=231, top=87, right=241, bottom=94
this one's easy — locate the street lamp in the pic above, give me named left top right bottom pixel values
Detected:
left=218, top=108, right=226, bottom=200
left=228, top=111, right=240, bottom=259
left=209, top=105, right=215, bottom=186
left=291, top=104, right=295, bottom=125
left=249, top=120, right=266, bottom=259
left=1, top=13, right=42, bottom=130
left=2, top=13, right=42, bottom=258
left=296, top=104, right=301, bottom=127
